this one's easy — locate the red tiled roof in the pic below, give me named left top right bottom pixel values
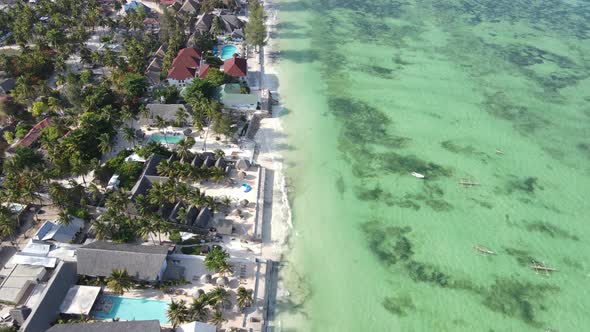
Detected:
left=17, top=118, right=50, bottom=148
left=143, top=18, right=159, bottom=26
left=223, top=55, right=247, bottom=77
left=198, top=64, right=210, bottom=78
left=167, top=66, right=196, bottom=80
left=167, top=48, right=202, bottom=81
left=160, top=0, right=176, bottom=5
left=176, top=47, right=201, bottom=61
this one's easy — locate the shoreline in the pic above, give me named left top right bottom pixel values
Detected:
left=254, top=0, right=293, bottom=260
left=249, top=0, right=296, bottom=328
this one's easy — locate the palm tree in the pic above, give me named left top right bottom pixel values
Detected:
left=236, top=287, right=253, bottom=309
left=210, top=309, right=226, bottom=327
left=176, top=206, right=188, bottom=223
left=134, top=194, right=151, bottom=217
left=122, top=127, right=136, bottom=145
left=213, top=149, right=225, bottom=160
left=49, top=183, right=70, bottom=209
left=167, top=299, right=189, bottom=328
left=175, top=138, right=194, bottom=160
left=156, top=160, right=174, bottom=177
left=150, top=216, right=168, bottom=244
left=219, top=196, right=232, bottom=213
left=189, top=296, right=210, bottom=322
left=175, top=107, right=187, bottom=127
left=154, top=115, right=167, bottom=133
left=105, top=190, right=129, bottom=214
left=210, top=167, right=226, bottom=184
left=92, top=220, right=110, bottom=240
left=205, top=246, right=230, bottom=273
left=120, top=105, right=136, bottom=126
left=87, top=183, right=102, bottom=207
left=217, top=261, right=232, bottom=277
left=0, top=210, right=17, bottom=248
left=106, top=268, right=133, bottom=295
left=138, top=217, right=157, bottom=244
left=207, top=286, right=230, bottom=308
left=57, top=210, right=71, bottom=226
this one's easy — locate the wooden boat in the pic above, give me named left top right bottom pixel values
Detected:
left=459, top=179, right=480, bottom=186
left=474, top=245, right=496, bottom=255
left=531, top=265, right=558, bottom=272
left=411, top=172, right=425, bottom=179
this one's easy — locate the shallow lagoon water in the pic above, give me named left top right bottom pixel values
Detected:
left=273, top=0, right=590, bottom=331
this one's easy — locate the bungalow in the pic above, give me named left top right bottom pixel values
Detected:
left=32, top=218, right=84, bottom=244
left=76, top=241, right=170, bottom=282
left=166, top=47, right=203, bottom=88
left=193, top=13, right=244, bottom=36
left=143, top=17, right=160, bottom=33
left=159, top=0, right=182, bottom=9
left=145, top=44, right=167, bottom=88
left=140, top=103, right=192, bottom=127
left=223, top=54, right=248, bottom=78
left=46, top=320, right=161, bottom=332
left=8, top=117, right=50, bottom=151
left=0, top=77, right=14, bottom=95
left=179, top=0, right=199, bottom=15
left=217, top=83, right=258, bottom=111
left=128, top=154, right=220, bottom=231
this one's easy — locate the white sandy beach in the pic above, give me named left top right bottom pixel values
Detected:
left=251, top=0, right=293, bottom=261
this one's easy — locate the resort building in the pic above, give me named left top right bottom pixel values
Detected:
left=193, top=13, right=244, bottom=36
left=0, top=264, right=47, bottom=305
left=176, top=321, right=217, bottom=332
left=166, top=47, right=203, bottom=88
left=223, top=54, right=248, bottom=78
left=8, top=117, right=50, bottom=151
left=140, top=103, right=193, bottom=127
left=128, top=154, right=224, bottom=231
left=76, top=241, right=170, bottom=282
left=17, top=261, right=78, bottom=332
left=217, top=83, right=258, bottom=111
left=179, top=0, right=199, bottom=15
left=45, top=320, right=161, bottom=332
left=143, top=17, right=160, bottom=33
left=32, top=218, right=84, bottom=244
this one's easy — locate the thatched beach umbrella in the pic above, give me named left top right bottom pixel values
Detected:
left=229, top=278, right=239, bottom=289
left=200, top=274, right=211, bottom=283
left=217, top=276, right=229, bottom=287
left=236, top=158, right=250, bottom=171
left=239, top=199, right=249, bottom=208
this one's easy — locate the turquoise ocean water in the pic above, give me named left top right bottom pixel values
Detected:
left=272, top=0, right=590, bottom=330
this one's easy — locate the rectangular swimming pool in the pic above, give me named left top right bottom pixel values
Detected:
left=149, top=134, right=184, bottom=144
left=91, top=295, right=169, bottom=324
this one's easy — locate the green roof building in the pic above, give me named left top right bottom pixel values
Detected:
left=217, top=84, right=258, bottom=111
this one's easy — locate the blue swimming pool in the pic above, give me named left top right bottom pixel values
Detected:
left=149, top=134, right=184, bottom=144
left=91, top=295, right=169, bottom=324
left=220, top=45, right=238, bottom=60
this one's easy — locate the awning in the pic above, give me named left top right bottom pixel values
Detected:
left=59, top=285, right=102, bottom=315
left=11, top=254, right=57, bottom=268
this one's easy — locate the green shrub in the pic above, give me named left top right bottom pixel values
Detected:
left=15, top=123, right=32, bottom=139
left=181, top=246, right=201, bottom=255
left=169, top=230, right=181, bottom=244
